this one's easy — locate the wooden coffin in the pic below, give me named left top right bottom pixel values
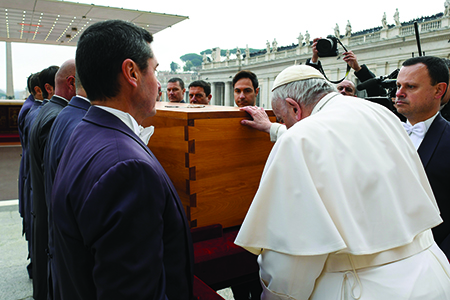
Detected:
left=142, top=102, right=275, bottom=228
left=0, top=100, right=23, bottom=143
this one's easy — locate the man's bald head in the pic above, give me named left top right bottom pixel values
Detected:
left=54, top=59, right=76, bottom=100
left=336, top=80, right=356, bottom=96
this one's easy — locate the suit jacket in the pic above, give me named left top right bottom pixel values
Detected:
left=51, top=106, right=194, bottom=300
left=43, top=95, right=91, bottom=300
left=21, top=99, right=46, bottom=244
left=44, top=96, right=91, bottom=208
left=418, top=113, right=450, bottom=256
left=18, top=94, right=35, bottom=219
left=29, top=95, right=68, bottom=300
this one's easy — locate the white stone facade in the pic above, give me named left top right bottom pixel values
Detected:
left=199, top=14, right=450, bottom=109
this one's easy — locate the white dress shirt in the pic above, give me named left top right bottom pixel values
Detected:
left=95, top=106, right=154, bottom=144
left=403, top=112, right=438, bottom=149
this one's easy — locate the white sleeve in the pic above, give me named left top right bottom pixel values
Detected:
left=269, top=123, right=287, bottom=143
left=258, top=249, right=328, bottom=300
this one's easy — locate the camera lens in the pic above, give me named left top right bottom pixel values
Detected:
left=316, top=37, right=339, bottom=57
left=316, top=39, right=333, bottom=53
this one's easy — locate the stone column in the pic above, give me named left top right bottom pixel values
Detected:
left=210, top=82, right=216, bottom=105
left=224, top=81, right=232, bottom=106
left=6, top=42, right=14, bottom=99
left=263, top=77, right=271, bottom=109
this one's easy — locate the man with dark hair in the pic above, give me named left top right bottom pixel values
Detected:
left=20, top=70, right=48, bottom=279
left=29, top=59, right=76, bottom=300
left=395, top=55, right=450, bottom=257
left=29, top=72, right=43, bottom=101
left=167, top=77, right=186, bottom=102
left=231, top=69, right=263, bottom=299
left=38, top=65, right=59, bottom=100
left=17, top=72, right=41, bottom=277
left=188, top=80, right=212, bottom=105
left=18, top=73, right=39, bottom=219
left=51, top=19, right=193, bottom=299
left=233, top=70, right=259, bottom=107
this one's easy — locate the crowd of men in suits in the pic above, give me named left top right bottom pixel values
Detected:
left=16, top=18, right=450, bottom=300
left=17, top=20, right=194, bottom=300
left=18, top=61, right=90, bottom=299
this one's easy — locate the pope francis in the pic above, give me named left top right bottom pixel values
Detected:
left=235, top=65, right=450, bottom=299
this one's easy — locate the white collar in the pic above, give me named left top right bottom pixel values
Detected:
left=94, top=106, right=154, bottom=144
left=310, top=92, right=340, bottom=116
left=53, top=95, right=69, bottom=104
left=406, top=112, right=439, bottom=134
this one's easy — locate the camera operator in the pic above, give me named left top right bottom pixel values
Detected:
left=306, top=37, right=385, bottom=97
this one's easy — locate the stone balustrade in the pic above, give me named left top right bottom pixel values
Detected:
left=202, top=15, right=450, bottom=71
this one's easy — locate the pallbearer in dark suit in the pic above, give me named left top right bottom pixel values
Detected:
left=21, top=66, right=59, bottom=280
left=29, top=59, right=76, bottom=300
left=44, top=79, right=90, bottom=300
left=18, top=74, right=37, bottom=223
left=17, top=73, right=40, bottom=267
left=51, top=20, right=193, bottom=300
left=395, top=56, right=450, bottom=257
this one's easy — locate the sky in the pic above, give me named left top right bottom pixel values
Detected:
left=0, top=0, right=446, bottom=92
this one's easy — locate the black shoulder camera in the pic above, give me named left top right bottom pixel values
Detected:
left=316, top=35, right=340, bottom=57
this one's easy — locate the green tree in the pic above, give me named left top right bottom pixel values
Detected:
left=180, top=53, right=203, bottom=70
left=200, top=49, right=212, bottom=55
left=180, top=53, right=202, bottom=62
left=183, top=61, right=194, bottom=72
left=170, top=61, right=179, bottom=73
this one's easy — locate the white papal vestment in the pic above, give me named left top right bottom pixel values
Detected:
left=235, top=93, right=450, bottom=300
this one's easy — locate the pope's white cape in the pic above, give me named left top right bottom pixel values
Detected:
left=235, top=93, right=442, bottom=256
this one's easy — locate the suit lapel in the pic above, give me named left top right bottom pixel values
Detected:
left=84, top=106, right=143, bottom=145
left=418, top=114, right=447, bottom=167
left=84, top=106, right=182, bottom=203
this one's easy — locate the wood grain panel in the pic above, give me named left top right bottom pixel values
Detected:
left=142, top=104, right=276, bottom=228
